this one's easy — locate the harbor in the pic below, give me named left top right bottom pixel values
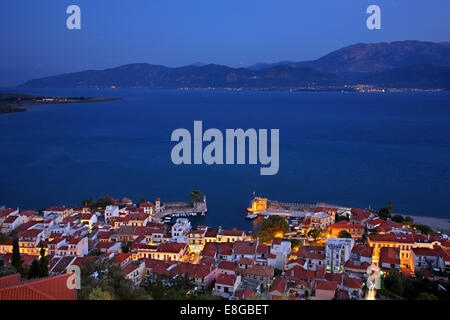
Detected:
left=153, top=195, right=208, bottom=222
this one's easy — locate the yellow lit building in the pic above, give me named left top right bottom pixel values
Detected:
left=247, top=197, right=267, bottom=213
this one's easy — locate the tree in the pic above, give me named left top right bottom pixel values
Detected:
left=189, top=190, right=202, bottom=203
left=338, top=230, right=352, bottom=238
left=0, top=232, right=9, bottom=244
left=138, top=198, right=147, bottom=205
left=404, top=216, right=414, bottom=226
left=253, top=215, right=290, bottom=242
left=384, top=271, right=404, bottom=297
left=28, top=259, right=41, bottom=279
left=96, top=196, right=115, bottom=209
left=307, top=229, right=325, bottom=242
left=39, top=243, right=48, bottom=277
left=391, top=215, right=404, bottom=223
left=88, top=286, right=115, bottom=300
left=387, top=201, right=394, bottom=213
left=82, top=198, right=94, bottom=207
left=252, top=230, right=272, bottom=243
left=304, top=290, right=310, bottom=300
left=121, top=241, right=132, bottom=253
left=416, top=292, right=438, bottom=300
left=11, top=238, right=23, bottom=273
left=378, top=207, right=391, bottom=220
left=412, top=224, right=433, bottom=235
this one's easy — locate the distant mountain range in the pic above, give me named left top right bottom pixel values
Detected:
left=22, top=41, right=450, bottom=90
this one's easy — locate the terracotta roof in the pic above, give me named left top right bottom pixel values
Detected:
left=270, top=277, right=287, bottom=294
left=218, top=261, right=237, bottom=271
left=328, top=221, right=364, bottom=230
left=343, top=277, right=363, bottom=289
left=112, top=253, right=132, bottom=264
left=315, top=279, right=338, bottom=291
left=237, top=257, right=255, bottom=265
left=379, top=247, right=400, bottom=265
left=218, top=243, right=233, bottom=255
left=3, top=216, right=19, bottom=224
left=19, top=229, right=43, bottom=238
left=156, top=243, right=186, bottom=253
left=351, top=245, right=373, bottom=258
left=344, top=260, right=370, bottom=271
left=233, top=288, right=254, bottom=300
left=0, top=274, right=21, bottom=287
left=216, top=273, right=236, bottom=286
left=139, top=202, right=154, bottom=208
left=0, top=273, right=76, bottom=300
left=369, top=233, right=415, bottom=243
left=238, top=265, right=274, bottom=277
left=351, top=211, right=372, bottom=221
left=201, top=242, right=218, bottom=257
left=285, top=265, right=315, bottom=281
left=122, top=263, right=139, bottom=274
left=411, top=248, right=438, bottom=257
left=223, top=229, right=245, bottom=237
left=233, top=241, right=256, bottom=255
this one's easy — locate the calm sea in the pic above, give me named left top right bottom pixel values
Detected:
left=1, top=88, right=449, bottom=230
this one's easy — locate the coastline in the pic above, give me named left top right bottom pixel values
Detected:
left=399, top=214, right=450, bottom=233
left=0, top=93, right=121, bottom=115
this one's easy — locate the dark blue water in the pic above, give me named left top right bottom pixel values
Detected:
left=1, top=88, right=450, bottom=229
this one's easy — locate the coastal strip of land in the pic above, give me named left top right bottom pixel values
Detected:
left=400, top=214, right=450, bottom=233
left=0, top=93, right=121, bottom=114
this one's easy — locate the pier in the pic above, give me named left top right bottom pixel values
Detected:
left=153, top=196, right=207, bottom=221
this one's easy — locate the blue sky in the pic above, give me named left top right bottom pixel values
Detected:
left=0, top=0, right=449, bottom=86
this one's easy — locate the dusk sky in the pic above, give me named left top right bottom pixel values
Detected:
left=1, top=0, right=449, bottom=86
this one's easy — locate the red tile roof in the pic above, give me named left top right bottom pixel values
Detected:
left=269, top=277, right=287, bottom=294
left=315, top=280, right=338, bottom=291
left=216, top=273, right=236, bottom=286
left=112, top=253, right=132, bottom=264
left=223, top=229, right=245, bottom=237
left=218, top=261, right=237, bottom=271
left=233, top=241, right=256, bottom=255
left=156, top=243, right=186, bottom=253
left=0, top=273, right=21, bottom=287
left=0, top=273, right=76, bottom=300
left=343, top=277, right=363, bottom=289
left=379, top=247, right=400, bottom=265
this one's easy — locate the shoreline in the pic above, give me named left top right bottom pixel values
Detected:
left=399, top=213, right=450, bottom=233
left=0, top=93, right=121, bottom=115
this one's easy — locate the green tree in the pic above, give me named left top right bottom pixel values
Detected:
left=384, top=271, right=404, bottom=297
left=378, top=207, right=391, bottom=220
left=416, top=292, right=438, bottom=300
left=121, top=241, right=132, bottom=253
left=412, top=224, right=433, bottom=235
left=338, top=230, right=352, bottom=238
left=96, top=196, right=115, bottom=209
left=11, top=238, right=23, bottom=273
left=28, top=259, right=41, bottom=279
left=138, top=198, right=147, bottom=205
left=82, top=198, right=94, bottom=207
left=189, top=190, right=202, bottom=203
left=404, top=216, right=414, bottom=226
left=387, top=201, right=394, bottom=213
left=88, top=286, right=115, bottom=300
left=39, top=243, right=48, bottom=277
left=253, top=215, right=289, bottom=242
left=0, top=232, right=9, bottom=244
left=307, top=229, right=325, bottom=241
left=391, top=215, right=404, bottom=223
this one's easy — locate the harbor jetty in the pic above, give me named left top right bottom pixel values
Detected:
left=247, top=197, right=353, bottom=218
left=153, top=195, right=207, bottom=221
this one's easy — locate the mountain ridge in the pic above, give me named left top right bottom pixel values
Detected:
left=22, top=40, right=450, bottom=90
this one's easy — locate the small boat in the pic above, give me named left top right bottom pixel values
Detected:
left=245, top=213, right=258, bottom=220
